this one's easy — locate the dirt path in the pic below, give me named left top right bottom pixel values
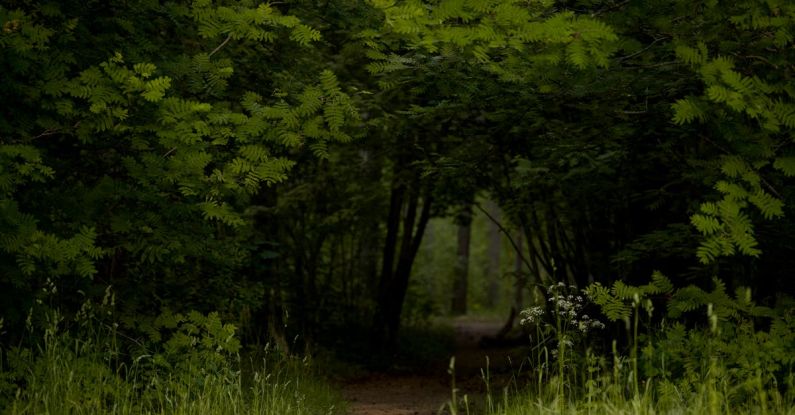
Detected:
left=342, top=318, right=524, bottom=415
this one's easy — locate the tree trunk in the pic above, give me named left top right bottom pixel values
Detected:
left=485, top=199, right=502, bottom=308
left=372, top=176, right=432, bottom=351
left=497, top=230, right=525, bottom=338
left=513, top=231, right=525, bottom=312
left=451, top=210, right=472, bottom=315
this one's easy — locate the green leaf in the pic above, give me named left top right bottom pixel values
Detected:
left=142, top=77, right=172, bottom=102
left=773, top=157, right=795, bottom=176
left=672, top=97, right=707, bottom=124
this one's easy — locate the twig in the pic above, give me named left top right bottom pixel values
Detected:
left=622, top=61, right=679, bottom=69
left=101, top=322, right=146, bottom=349
left=162, top=147, right=177, bottom=158
left=735, top=54, right=779, bottom=69
left=616, top=37, right=667, bottom=62
left=31, top=121, right=80, bottom=139
left=474, top=201, right=536, bottom=275
left=760, top=177, right=782, bottom=199
left=208, top=34, right=233, bottom=58
left=592, top=0, right=630, bottom=16
left=32, top=128, right=60, bottom=139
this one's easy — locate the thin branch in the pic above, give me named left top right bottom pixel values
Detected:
left=735, top=54, right=779, bottom=69
left=32, top=128, right=60, bottom=139
left=622, top=61, right=679, bottom=69
left=100, top=323, right=146, bottom=348
left=162, top=147, right=177, bottom=158
left=761, top=177, right=782, bottom=199
left=592, top=0, right=630, bottom=16
left=616, top=37, right=667, bottom=62
left=474, top=201, right=536, bottom=276
left=208, top=34, right=233, bottom=58
left=31, top=121, right=80, bottom=140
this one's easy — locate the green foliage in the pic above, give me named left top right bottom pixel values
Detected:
left=4, top=3, right=795, bottom=414
left=588, top=273, right=775, bottom=323
left=0, top=310, right=343, bottom=414
left=585, top=272, right=673, bottom=322
left=670, top=0, right=795, bottom=264
left=652, top=298, right=795, bottom=410
left=671, top=97, right=708, bottom=124
left=495, top=276, right=795, bottom=414
left=667, top=277, right=774, bottom=320
left=0, top=0, right=358, bottom=338
left=142, top=309, right=242, bottom=376
left=690, top=156, right=784, bottom=263
left=191, top=0, right=319, bottom=45
left=363, top=0, right=618, bottom=83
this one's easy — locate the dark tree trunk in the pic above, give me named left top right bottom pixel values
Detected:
left=372, top=175, right=433, bottom=351
left=513, top=231, right=525, bottom=312
left=451, top=209, right=472, bottom=315
left=485, top=199, right=502, bottom=308
left=497, top=231, right=526, bottom=338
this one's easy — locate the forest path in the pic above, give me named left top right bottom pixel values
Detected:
left=341, top=318, right=524, bottom=415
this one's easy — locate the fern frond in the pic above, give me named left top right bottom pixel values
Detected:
left=691, top=213, right=723, bottom=235
left=672, top=97, right=707, bottom=124
left=290, top=24, right=321, bottom=46
left=773, top=156, right=795, bottom=176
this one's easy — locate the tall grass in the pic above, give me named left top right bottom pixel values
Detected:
left=447, top=282, right=795, bottom=415
left=445, top=340, right=795, bottom=415
left=488, top=364, right=795, bottom=415
left=1, top=314, right=343, bottom=415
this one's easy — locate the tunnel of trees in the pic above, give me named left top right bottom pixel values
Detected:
left=2, top=0, right=795, bottom=411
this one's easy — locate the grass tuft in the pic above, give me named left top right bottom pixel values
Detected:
left=1, top=313, right=344, bottom=415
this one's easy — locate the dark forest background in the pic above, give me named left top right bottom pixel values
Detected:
left=2, top=0, right=795, bottom=411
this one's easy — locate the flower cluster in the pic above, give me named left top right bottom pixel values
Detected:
left=520, top=282, right=605, bottom=334
left=520, top=306, right=545, bottom=325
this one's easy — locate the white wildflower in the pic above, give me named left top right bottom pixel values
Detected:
left=520, top=306, right=545, bottom=325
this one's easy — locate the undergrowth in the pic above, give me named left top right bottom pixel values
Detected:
left=447, top=277, right=795, bottom=415
left=0, top=308, right=343, bottom=415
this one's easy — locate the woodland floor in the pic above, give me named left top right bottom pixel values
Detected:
left=341, top=317, right=526, bottom=415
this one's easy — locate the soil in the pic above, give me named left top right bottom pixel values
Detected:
left=341, top=317, right=526, bottom=415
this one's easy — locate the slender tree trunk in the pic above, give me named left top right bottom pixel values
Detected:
left=497, top=230, right=525, bottom=338
left=372, top=179, right=403, bottom=350
left=379, top=183, right=404, bottom=298
left=451, top=209, right=472, bottom=315
left=513, top=231, right=525, bottom=312
left=485, top=199, right=502, bottom=308
left=372, top=173, right=433, bottom=350
left=385, top=192, right=432, bottom=342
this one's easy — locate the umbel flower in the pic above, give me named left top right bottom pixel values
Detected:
left=520, top=282, right=605, bottom=334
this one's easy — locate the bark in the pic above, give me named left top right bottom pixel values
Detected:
left=485, top=199, right=502, bottom=308
left=497, top=231, right=526, bottom=338
left=513, top=231, right=525, bottom=312
left=385, top=192, right=432, bottom=341
left=372, top=175, right=433, bottom=351
left=451, top=210, right=472, bottom=315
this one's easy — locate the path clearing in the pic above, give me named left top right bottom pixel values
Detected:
left=342, top=318, right=524, bottom=415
